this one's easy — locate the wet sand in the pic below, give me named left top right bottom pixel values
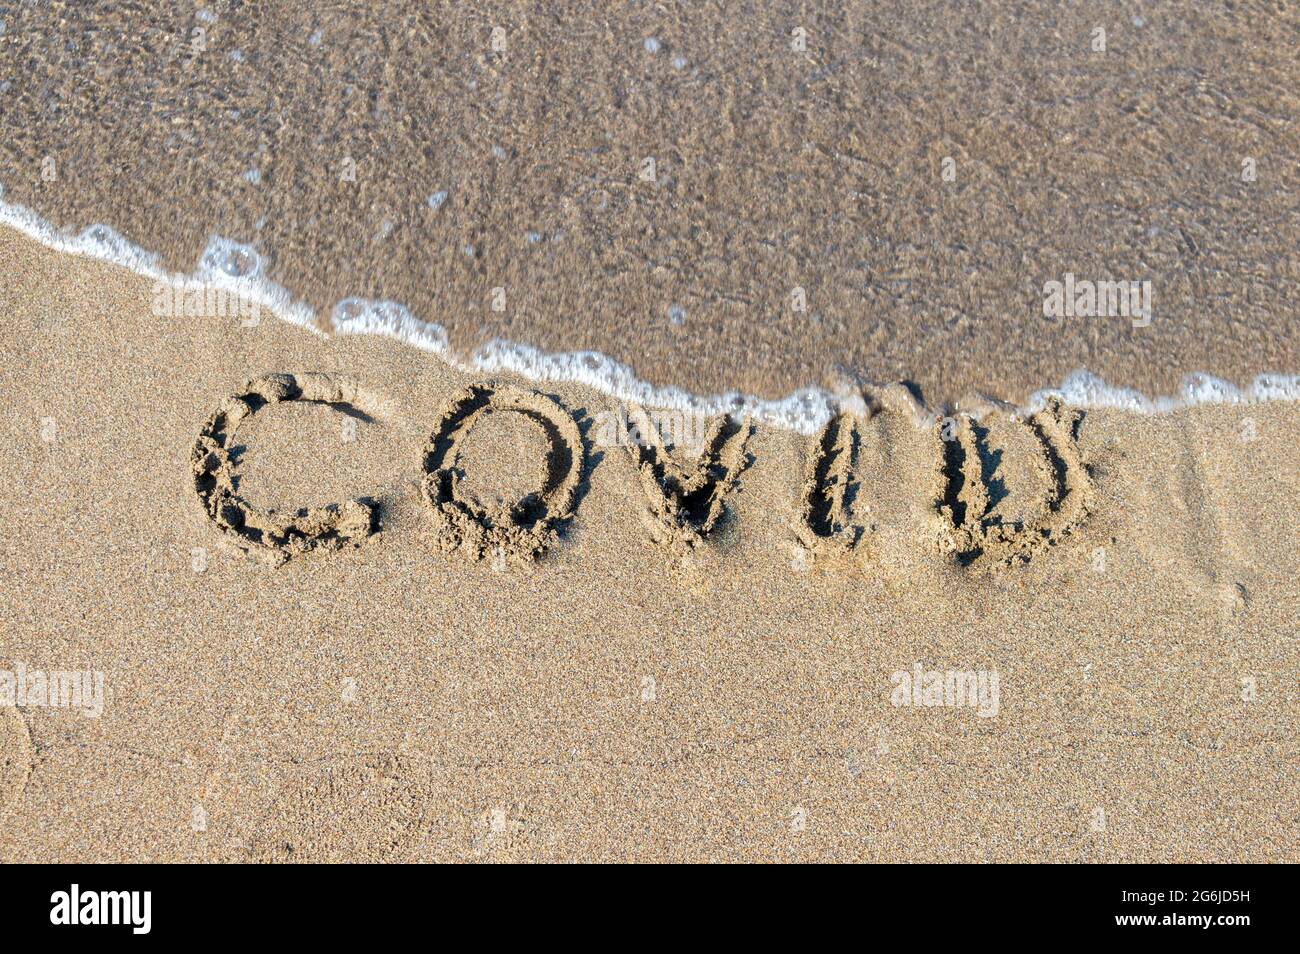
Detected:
left=2, top=2, right=1297, bottom=404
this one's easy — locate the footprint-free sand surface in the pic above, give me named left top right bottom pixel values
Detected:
left=0, top=226, right=1295, bottom=862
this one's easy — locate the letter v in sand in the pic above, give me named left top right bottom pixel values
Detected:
left=626, top=405, right=753, bottom=551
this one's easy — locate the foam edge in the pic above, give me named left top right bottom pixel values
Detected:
left=2, top=187, right=1296, bottom=435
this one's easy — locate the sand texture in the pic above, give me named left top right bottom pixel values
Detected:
left=0, top=228, right=1295, bottom=862
left=2, top=2, right=1298, bottom=403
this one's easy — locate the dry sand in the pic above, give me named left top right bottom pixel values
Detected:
left=0, top=226, right=1295, bottom=862
left=2, top=2, right=1298, bottom=403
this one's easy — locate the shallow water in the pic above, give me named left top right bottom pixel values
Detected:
left=1, top=1, right=1297, bottom=415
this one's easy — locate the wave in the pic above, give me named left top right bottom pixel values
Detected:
left=3, top=184, right=1297, bottom=433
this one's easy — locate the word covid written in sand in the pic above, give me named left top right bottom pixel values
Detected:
left=191, top=373, right=1094, bottom=569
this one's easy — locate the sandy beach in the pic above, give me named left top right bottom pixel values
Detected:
left=1, top=0, right=1296, bottom=870
left=0, top=225, right=1295, bottom=862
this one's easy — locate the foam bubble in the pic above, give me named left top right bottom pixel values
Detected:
left=332, top=298, right=450, bottom=354
left=1027, top=369, right=1161, bottom=413
left=190, top=236, right=316, bottom=330
left=1181, top=372, right=1243, bottom=406
left=1251, top=374, right=1300, bottom=402
left=198, top=238, right=263, bottom=280
left=75, top=223, right=162, bottom=272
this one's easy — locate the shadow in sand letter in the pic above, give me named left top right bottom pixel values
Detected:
left=191, top=372, right=380, bottom=563
left=420, top=383, right=586, bottom=562
left=933, top=399, right=1094, bottom=568
left=795, top=410, right=870, bottom=558
left=625, top=406, right=753, bottom=551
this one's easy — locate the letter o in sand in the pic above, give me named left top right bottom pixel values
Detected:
left=421, top=384, right=585, bottom=562
left=191, top=373, right=377, bottom=563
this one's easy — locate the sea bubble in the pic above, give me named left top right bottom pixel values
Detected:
left=222, top=249, right=255, bottom=277
left=200, top=239, right=262, bottom=280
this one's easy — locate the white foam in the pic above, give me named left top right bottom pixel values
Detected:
left=332, top=298, right=449, bottom=354
left=0, top=193, right=319, bottom=334
left=471, top=338, right=840, bottom=432
left=1024, top=369, right=1300, bottom=416
left=1, top=186, right=1297, bottom=434
left=191, top=237, right=318, bottom=331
